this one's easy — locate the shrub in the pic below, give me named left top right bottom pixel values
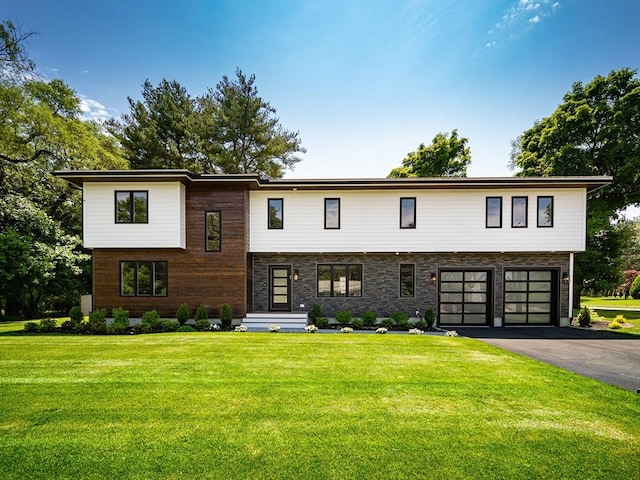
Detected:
left=335, top=310, right=352, bottom=325
left=361, top=310, right=377, bottom=328
left=24, top=322, right=39, bottom=333
left=88, top=309, right=107, bottom=334
left=380, top=318, right=394, bottom=329
left=194, top=318, right=212, bottom=331
left=38, top=317, right=58, bottom=333
left=194, top=304, right=208, bottom=322
left=340, top=326, right=353, bottom=333
left=414, top=320, right=428, bottom=330
left=352, top=318, right=364, bottom=329
left=630, top=274, right=640, bottom=299
left=268, top=324, right=281, bottom=332
left=391, top=311, right=410, bottom=330
left=315, top=317, right=330, bottom=329
left=409, top=328, right=423, bottom=335
left=424, top=307, right=436, bottom=329
left=235, top=325, right=247, bottom=332
left=108, top=307, right=130, bottom=334
left=310, top=303, right=322, bottom=324
left=220, top=303, right=233, bottom=330
left=304, top=324, right=318, bottom=333
left=376, top=327, right=388, bottom=334
left=608, top=320, right=623, bottom=329
left=69, top=306, right=84, bottom=326
left=177, top=325, right=197, bottom=332
left=577, top=307, right=591, bottom=327
left=175, top=303, right=190, bottom=326
left=133, top=323, right=152, bottom=334
left=161, top=319, right=180, bottom=332
left=141, top=309, right=162, bottom=332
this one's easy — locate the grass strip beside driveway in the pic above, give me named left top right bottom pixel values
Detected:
left=1, top=333, right=638, bottom=479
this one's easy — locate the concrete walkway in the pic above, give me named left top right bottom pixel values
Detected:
left=455, top=327, right=640, bottom=393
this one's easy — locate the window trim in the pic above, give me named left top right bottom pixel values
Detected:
left=400, top=197, right=416, bottom=229
left=537, top=196, right=554, bottom=228
left=205, top=211, right=222, bottom=252
left=511, top=196, right=528, bottom=228
left=399, top=263, right=415, bottom=298
left=268, top=198, right=284, bottom=229
left=120, top=261, right=168, bottom=297
left=324, top=198, right=341, bottom=229
left=486, top=196, right=502, bottom=228
left=316, top=263, right=363, bottom=298
left=115, top=190, right=149, bottom=224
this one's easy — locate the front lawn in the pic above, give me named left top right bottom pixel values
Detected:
left=0, top=332, right=638, bottom=479
left=581, top=296, right=640, bottom=309
left=580, top=297, right=640, bottom=335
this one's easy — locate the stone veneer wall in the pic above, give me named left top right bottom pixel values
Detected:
left=251, top=253, right=571, bottom=322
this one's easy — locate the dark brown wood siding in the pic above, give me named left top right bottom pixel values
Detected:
left=92, top=185, right=249, bottom=318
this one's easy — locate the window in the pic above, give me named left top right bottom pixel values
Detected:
left=120, top=261, right=167, bottom=296
left=399, top=264, right=415, bottom=297
left=537, top=196, right=553, bottom=227
left=324, top=198, right=340, bottom=229
left=115, top=191, right=148, bottom=223
left=206, top=211, right=221, bottom=251
left=511, top=196, right=528, bottom=228
left=317, top=264, right=362, bottom=297
left=486, top=197, right=502, bottom=228
left=400, top=197, right=416, bottom=228
left=268, top=198, right=283, bottom=229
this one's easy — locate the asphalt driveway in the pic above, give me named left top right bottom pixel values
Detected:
left=456, top=327, right=640, bottom=393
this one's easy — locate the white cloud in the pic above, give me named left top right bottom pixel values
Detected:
left=487, top=0, right=560, bottom=45
left=529, top=15, right=540, bottom=23
left=79, top=95, right=115, bottom=122
left=81, top=70, right=89, bottom=74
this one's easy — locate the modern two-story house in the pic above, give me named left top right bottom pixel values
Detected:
left=56, top=169, right=610, bottom=328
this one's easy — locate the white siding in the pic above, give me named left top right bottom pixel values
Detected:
left=83, top=182, right=185, bottom=248
left=249, top=188, right=586, bottom=253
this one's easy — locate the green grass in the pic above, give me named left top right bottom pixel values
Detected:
left=580, top=297, right=640, bottom=335
left=0, top=332, right=638, bottom=479
left=581, top=296, right=640, bottom=309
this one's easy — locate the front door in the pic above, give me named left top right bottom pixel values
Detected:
left=269, top=265, right=292, bottom=311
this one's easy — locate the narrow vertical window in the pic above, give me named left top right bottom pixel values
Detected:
left=400, top=264, right=415, bottom=297
left=486, top=197, right=502, bottom=228
left=324, top=198, right=340, bottom=229
left=537, top=196, right=553, bottom=227
left=512, top=196, right=528, bottom=228
left=121, top=262, right=136, bottom=296
left=115, top=191, right=148, bottom=223
left=206, top=211, right=221, bottom=251
left=268, top=198, right=283, bottom=229
left=137, top=261, right=152, bottom=296
left=400, top=197, right=416, bottom=229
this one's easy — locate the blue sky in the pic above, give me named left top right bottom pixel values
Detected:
left=4, top=0, right=640, bottom=180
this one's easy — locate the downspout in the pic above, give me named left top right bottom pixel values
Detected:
left=568, top=252, right=574, bottom=324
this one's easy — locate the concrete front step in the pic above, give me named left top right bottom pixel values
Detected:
left=242, top=312, right=309, bottom=331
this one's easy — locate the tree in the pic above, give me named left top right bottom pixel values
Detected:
left=510, top=68, right=640, bottom=301
left=0, top=20, right=35, bottom=82
left=620, top=218, right=640, bottom=271
left=388, top=130, right=471, bottom=178
left=196, top=68, right=305, bottom=177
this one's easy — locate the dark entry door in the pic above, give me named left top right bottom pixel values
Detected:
left=269, top=266, right=291, bottom=311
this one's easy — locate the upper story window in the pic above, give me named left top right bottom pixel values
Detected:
left=121, top=261, right=167, bottom=296
left=268, top=198, right=283, bottom=229
left=511, top=196, right=528, bottom=228
left=537, top=196, right=553, bottom=227
left=324, top=198, right=340, bottom=229
left=399, top=263, right=415, bottom=297
left=206, top=211, right=221, bottom=251
left=400, top=197, right=416, bottom=229
left=115, top=191, right=148, bottom=223
left=486, top=197, right=502, bottom=228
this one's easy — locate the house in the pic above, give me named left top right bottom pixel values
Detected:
left=56, top=169, right=611, bottom=328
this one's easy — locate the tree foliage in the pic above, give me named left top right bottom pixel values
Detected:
left=510, top=68, right=640, bottom=297
left=110, top=69, right=305, bottom=178
left=388, top=130, right=471, bottom=178
left=0, top=20, right=35, bottom=82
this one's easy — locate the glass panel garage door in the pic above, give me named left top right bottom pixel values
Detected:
left=504, top=270, right=557, bottom=325
left=439, top=270, right=491, bottom=325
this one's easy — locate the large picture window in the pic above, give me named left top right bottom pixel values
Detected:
left=268, top=198, right=283, bottom=229
left=206, top=211, right=221, bottom=251
left=120, top=261, right=167, bottom=296
left=399, top=264, right=415, bottom=297
left=115, top=191, right=148, bottom=223
left=486, top=197, right=502, bottom=228
left=317, top=264, right=362, bottom=297
left=511, top=196, right=528, bottom=228
left=537, top=196, right=553, bottom=227
left=400, top=197, right=416, bottom=229
left=324, top=198, right=340, bottom=229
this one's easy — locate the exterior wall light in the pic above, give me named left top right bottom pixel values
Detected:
left=293, top=269, right=299, bottom=281
left=430, top=272, right=437, bottom=283
left=562, top=272, right=570, bottom=283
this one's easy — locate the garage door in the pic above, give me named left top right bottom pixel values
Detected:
left=504, top=270, right=558, bottom=325
left=439, top=270, right=491, bottom=326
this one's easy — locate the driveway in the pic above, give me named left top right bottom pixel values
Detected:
left=456, top=327, right=640, bottom=393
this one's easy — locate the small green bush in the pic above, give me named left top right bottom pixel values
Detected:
left=391, top=311, right=409, bottom=330
left=335, top=310, right=352, bottom=325
left=194, top=304, right=208, bottom=322
left=361, top=310, right=377, bottom=328
left=352, top=318, right=364, bottom=329
left=577, top=307, right=591, bottom=328
left=424, top=307, right=436, bottom=329
left=141, top=309, right=162, bottom=332
left=630, top=274, right=640, bottom=299
left=69, top=306, right=84, bottom=325
left=38, top=317, right=58, bottom=333
left=310, top=303, right=322, bottom=324
left=177, top=325, right=197, bottom=332
left=161, top=319, right=180, bottom=332
left=315, top=317, right=329, bottom=329
left=133, top=323, right=152, bottom=334
left=414, top=320, right=428, bottom=330
left=194, top=318, right=212, bottom=331
left=220, top=303, right=233, bottom=330
left=88, top=309, right=107, bottom=334
left=24, top=322, right=39, bottom=333
left=608, top=320, right=623, bottom=329
left=108, top=307, right=130, bottom=334
left=176, top=303, right=190, bottom=326
left=380, top=318, right=394, bottom=329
